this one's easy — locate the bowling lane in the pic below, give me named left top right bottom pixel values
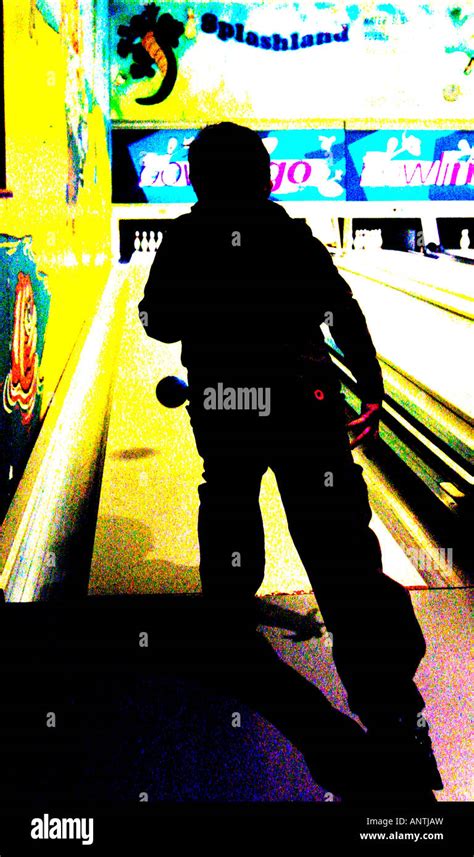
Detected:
left=339, top=249, right=474, bottom=304
left=335, top=252, right=473, bottom=420
left=89, top=255, right=424, bottom=597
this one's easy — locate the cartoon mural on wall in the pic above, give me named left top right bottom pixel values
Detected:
left=0, top=236, right=50, bottom=509
left=31, top=2, right=110, bottom=206
left=4, top=271, right=41, bottom=427
left=64, top=0, right=91, bottom=205
left=35, top=0, right=61, bottom=32
left=1, top=0, right=112, bottom=520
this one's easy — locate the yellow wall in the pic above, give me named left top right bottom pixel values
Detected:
left=1, top=0, right=112, bottom=415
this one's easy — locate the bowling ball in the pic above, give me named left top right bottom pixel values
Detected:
left=156, top=375, right=189, bottom=408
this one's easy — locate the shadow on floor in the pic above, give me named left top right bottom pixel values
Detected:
left=0, top=593, right=380, bottom=805
left=109, top=447, right=159, bottom=461
left=1, top=591, right=451, bottom=807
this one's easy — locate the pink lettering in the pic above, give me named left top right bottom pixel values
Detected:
left=450, top=163, right=461, bottom=184
left=183, top=162, right=192, bottom=186
left=403, top=160, right=438, bottom=185
left=270, top=160, right=286, bottom=192
left=434, top=152, right=445, bottom=184
left=162, top=162, right=182, bottom=186
left=288, top=160, right=311, bottom=184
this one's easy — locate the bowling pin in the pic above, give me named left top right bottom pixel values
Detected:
left=134, top=230, right=141, bottom=251
left=141, top=231, right=149, bottom=252
left=460, top=228, right=470, bottom=250
left=149, top=230, right=156, bottom=251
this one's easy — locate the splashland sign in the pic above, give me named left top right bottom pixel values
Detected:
left=110, top=2, right=474, bottom=124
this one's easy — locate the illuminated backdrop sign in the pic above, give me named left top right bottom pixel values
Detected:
left=346, top=129, right=474, bottom=201
left=115, top=127, right=474, bottom=203
left=110, top=2, right=474, bottom=123
left=127, top=128, right=346, bottom=203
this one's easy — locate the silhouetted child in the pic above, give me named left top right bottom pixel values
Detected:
left=139, top=122, right=442, bottom=799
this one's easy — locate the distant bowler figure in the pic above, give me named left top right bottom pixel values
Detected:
left=139, top=122, right=442, bottom=798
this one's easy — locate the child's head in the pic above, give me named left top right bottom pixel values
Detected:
left=188, top=122, right=272, bottom=203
